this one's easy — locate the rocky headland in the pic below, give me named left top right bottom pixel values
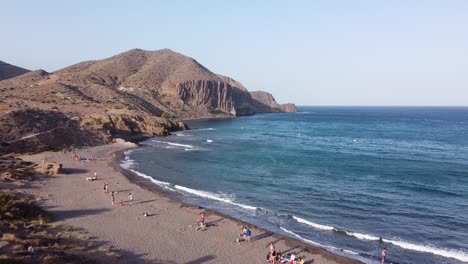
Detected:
left=0, top=49, right=296, bottom=154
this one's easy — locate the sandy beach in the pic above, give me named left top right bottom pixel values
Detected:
left=17, top=142, right=362, bottom=264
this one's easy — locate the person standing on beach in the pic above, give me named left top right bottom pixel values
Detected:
left=269, top=242, right=276, bottom=264
left=111, top=192, right=115, bottom=205
left=200, top=212, right=205, bottom=226
left=245, top=226, right=251, bottom=243
left=128, top=193, right=133, bottom=206
left=93, top=171, right=97, bottom=180
left=381, top=248, right=386, bottom=264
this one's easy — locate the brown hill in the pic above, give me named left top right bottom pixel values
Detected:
left=0, top=60, right=30, bottom=81
left=0, top=48, right=295, bottom=153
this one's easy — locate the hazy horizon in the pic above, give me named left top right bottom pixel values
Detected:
left=1, top=1, right=467, bottom=106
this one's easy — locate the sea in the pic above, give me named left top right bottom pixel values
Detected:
left=121, top=106, right=468, bottom=264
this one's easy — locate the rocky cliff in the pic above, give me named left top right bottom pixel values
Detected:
left=0, top=60, right=30, bottom=81
left=250, top=91, right=297, bottom=113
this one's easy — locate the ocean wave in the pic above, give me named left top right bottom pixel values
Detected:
left=345, top=231, right=380, bottom=241
left=174, top=185, right=257, bottom=211
left=128, top=169, right=175, bottom=192
left=191, top=128, right=216, bottom=131
left=292, top=216, right=468, bottom=262
left=383, top=239, right=468, bottom=262
left=292, top=216, right=335, bottom=231
left=153, top=140, right=194, bottom=148
left=120, top=150, right=136, bottom=169
left=280, top=227, right=330, bottom=248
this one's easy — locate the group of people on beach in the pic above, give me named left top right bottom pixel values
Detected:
left=71, top=152, right=94, bottom=162
left=266, top=242, right=304, bottom=264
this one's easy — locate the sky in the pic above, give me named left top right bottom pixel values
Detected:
left=1, top=0, right=467, bottom=106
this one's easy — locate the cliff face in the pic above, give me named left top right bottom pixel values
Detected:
left=250, top=91, right=297, bottom=113
left=0, top=60, right=30, bottom=81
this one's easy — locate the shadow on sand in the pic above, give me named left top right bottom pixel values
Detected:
left=50, top=208, right=110, bottom=221
left=61, top=168, right=90, bottom=174
left=184, top=255, right=216, bottom=264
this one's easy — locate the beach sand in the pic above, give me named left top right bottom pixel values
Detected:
left=17, top=142, right=362, bottom=264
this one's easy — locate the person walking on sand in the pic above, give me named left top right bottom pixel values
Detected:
left=111, top=192, right=115, bottom=205
left=381, top=248, right=387, bottom=264
left=128, top=193, right=133, bottom=206
left=93, top=171, right=98, bottom=180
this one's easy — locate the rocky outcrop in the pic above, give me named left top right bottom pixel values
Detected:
left=36, top=162, right=62, bottom=175
left=80, top=113, right=188, bottom=137
left=0, top=60, right=30, bottom=81
left=280, top=103, right=297, bottom=113
left=0, top=109, right=110, bottom=154
left=250, top=91, right=297, bottom=113
left=0, top=109, right=189, bottom=154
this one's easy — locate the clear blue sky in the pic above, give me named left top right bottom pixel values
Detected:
left=1, top=0, right=467, bottom=106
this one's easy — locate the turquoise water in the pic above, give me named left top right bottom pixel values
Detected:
left=122, top=107, right=468, bottom=264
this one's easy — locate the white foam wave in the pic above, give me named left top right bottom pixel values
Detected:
left=153, top=140, right=194, bottom=148
left=281, top=227, right=363, bottom=257
left=120, top=159, right=134, bottom=169
left=345, top=231, right=379, bottom=241
left=280, top=227, right=324, bottom=247
left=291, top=216, right=468, bottom=262
left=193, top=128, right=216, bottom=131
left=129, top=169, right=175, bottom=191
left=383, top=239, right=468, bottom=262
left=174, top=185, right=257, bottom=210
left=292, top=216, right=335, bottom=231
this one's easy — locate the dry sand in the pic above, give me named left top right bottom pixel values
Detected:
left=18, top=142, right=362, bottom=264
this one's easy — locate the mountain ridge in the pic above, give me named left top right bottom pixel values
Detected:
left=0, top=48, right=296, bottom=154
left=0, top=60, right=30, bottom=81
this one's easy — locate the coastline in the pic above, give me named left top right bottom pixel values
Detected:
left=19, top=142, right=363, bottom=264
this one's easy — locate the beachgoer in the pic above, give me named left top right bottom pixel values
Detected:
left=94, top=171, right=97, bottom=180
left=266, top=252, right=272, bottom=264
left=200, top=212, right=205, bottom=225
left=269, top=242, right=275, bottom=253
left=144, top=211, right=149, bottom=217
left=104, top=183, right=109, bottom=193
left=245, top=226, right=251, bottom=242
left=242, top=226, right=247, bottom=240
left=111, top=193, right=115, bottom=205
left=298, top=257, right=305, bottom=264
left=270, top=250, right=277, bottom=264
left=128, top=193, right=133, bottom=206
left=382, top=248, right=386, bottom=264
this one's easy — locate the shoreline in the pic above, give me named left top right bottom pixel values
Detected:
left=114, top=146, right=364, bottom=264
left=19, top=142, right=363, bottom=264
